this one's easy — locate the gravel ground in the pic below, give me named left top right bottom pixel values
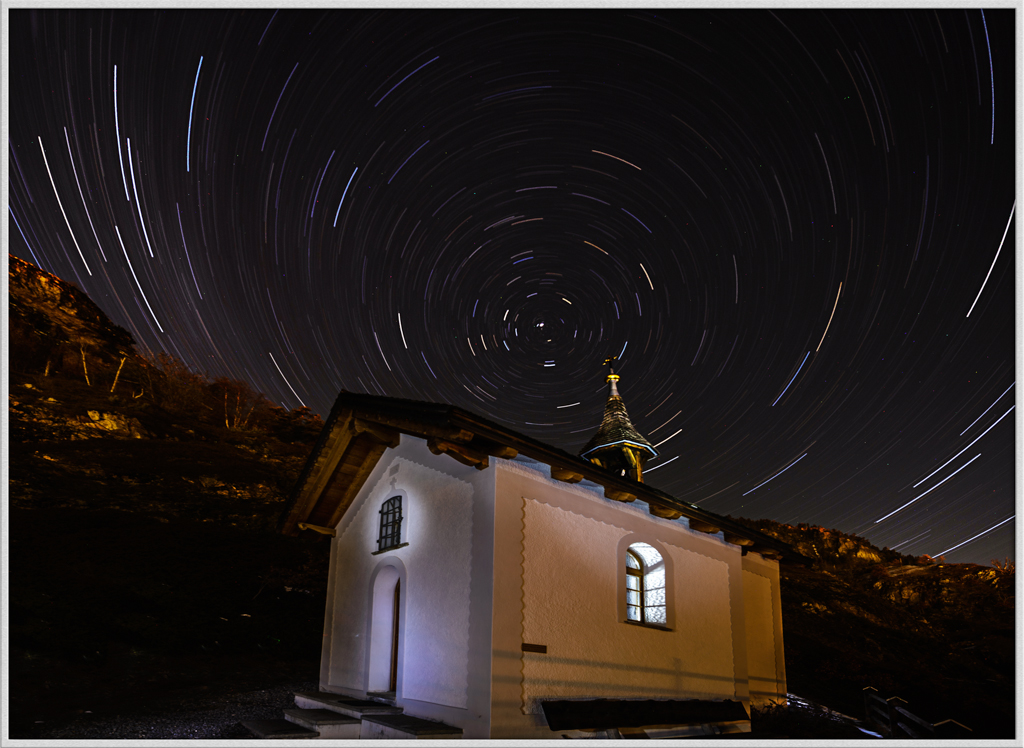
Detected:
left=34, top=680, right=319, bottom=740
left=28, top=682, right=878, bottom=740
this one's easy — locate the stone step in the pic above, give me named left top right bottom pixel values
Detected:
left=283, top=708, right=362, bottom=739
left=293, top=691, right=404, bottom=720
left=360, top=713, right=463, bottom=739
left=240, top=718, right=319, bottom=739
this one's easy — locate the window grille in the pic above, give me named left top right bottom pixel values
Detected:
left=626, top=543, right=666, bottom=625
left=626, top=550, right=643, bottom=621
left=377, top=496, right=403, bottom=552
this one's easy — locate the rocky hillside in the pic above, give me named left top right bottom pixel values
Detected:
left=733, top=518, right=1015, bottom=737
left=9, top=253, right=137, bottom=374
left=7, top=254, right=1015, bottom=739
left=9, top=254, right=324, bottom=529
left=8, top=255, right=331, bottom=738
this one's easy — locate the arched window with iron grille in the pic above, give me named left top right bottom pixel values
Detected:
left=625, top=542, right=667, bottom=625
left=377, top=496, right=403, bottom=553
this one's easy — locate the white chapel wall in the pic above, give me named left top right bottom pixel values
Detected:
left=741, top=553, right=786, bottom=704
left=490, top=459, right=746, bottom=736
left=321, top=435, right=496, bottom=736
left=520, top=498, right=735, bottom=709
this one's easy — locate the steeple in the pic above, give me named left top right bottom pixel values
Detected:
left=579, top=357, right=658, bottom=482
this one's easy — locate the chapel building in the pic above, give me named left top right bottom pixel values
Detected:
left=276, top=366, right=805, bottom=739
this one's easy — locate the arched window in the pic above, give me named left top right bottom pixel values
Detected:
left=626, top=542, right=666, bottom=625
left=377, top=496, right=403, bottom=552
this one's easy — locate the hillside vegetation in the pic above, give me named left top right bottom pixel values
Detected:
left=732, top=518, right=1014, bottom=736
left=7, top=254, right=1015, bottom=739
left=9, top=255, right=330, bottom=737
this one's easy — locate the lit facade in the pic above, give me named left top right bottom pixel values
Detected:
left=282, top=392, right=799, bottom=738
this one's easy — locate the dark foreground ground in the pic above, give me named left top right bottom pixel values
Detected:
left=20, top=674, right=868, bottom=741
left=8, top=505, right=329, bottom=740
left=9, top=508, right=867, bottom=741
left=9, top=504, right=1015, bottom=741
left=24, top=679, right=319, bottom=740
left=21, top=682, right=867, bottom=741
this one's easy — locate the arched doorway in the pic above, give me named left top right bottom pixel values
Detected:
left=368, top=565, right=401, bottom=694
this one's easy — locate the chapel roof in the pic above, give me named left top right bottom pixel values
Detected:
left=279, top=390, right=809, bottom=565
left=579, top=361, right=657, bottom=459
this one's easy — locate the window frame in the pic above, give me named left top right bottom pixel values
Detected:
left=375, top=495, right=406, bottom=554
left=626, top=549, right=645, bottom=622
left=618, top=537, right=674, bottom=631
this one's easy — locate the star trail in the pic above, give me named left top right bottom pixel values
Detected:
left=6, top=9, right=1015, bottom=563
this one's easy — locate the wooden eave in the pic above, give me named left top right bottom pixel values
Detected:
left=279, top=392, right=811, bottom=565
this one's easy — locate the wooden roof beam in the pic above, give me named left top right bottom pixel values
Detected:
left=550, top=466, right=585, bottom=483
left=723, top=532, right=755, bottom=547
left=298, top=523, right=337, bottom=537
left=689, top=519, right=721, bottom=534
left=604, top=487, right=637, bottom=503
left=648, top=503, right=684, bottom=520
left=487, top=444, right=518, bottom=459
left=465, top=437, right=518, bottom=460
left=427, top=437, right=489, bottom=470
left=353, top=418, right=401, bottom=448
left=325, top=440, right=391, bottom=529
left=360, top=412, right=474, bottom=443
left=280, top=411, right=355, bottom=535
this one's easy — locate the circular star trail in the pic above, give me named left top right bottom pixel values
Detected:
left=7, top=9, right=1015, bottom=563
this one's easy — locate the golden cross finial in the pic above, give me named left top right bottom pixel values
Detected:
left=603, top=356, right=620, bottom=388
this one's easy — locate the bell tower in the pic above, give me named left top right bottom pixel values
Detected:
left=579, top=357, right=658, bottom=482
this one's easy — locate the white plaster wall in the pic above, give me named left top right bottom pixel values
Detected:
left=742, top=568, right=783, bottom=704
left=516, top=483, right=735, bottom=713
left=489, top=459, right=762, bottom=738
left=326, top=449, right=473, bottom=709
left=395, top=458, right=473, bottom=709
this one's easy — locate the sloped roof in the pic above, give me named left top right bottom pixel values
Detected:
left=279, top=391, right=810, bottom=564
left=580, top=393, right=657, bottom=458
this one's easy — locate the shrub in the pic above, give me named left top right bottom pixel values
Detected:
left=149, top=352, right=208, bottom=414
left=991, top=558, right=1014, bottom=574
left=209, top=377, right=274, bottom=431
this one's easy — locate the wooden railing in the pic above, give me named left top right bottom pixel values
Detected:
left=862, top=687, right=973, bottom=739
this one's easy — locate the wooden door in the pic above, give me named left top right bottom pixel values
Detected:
left=389, top=579, right=400, bottom=692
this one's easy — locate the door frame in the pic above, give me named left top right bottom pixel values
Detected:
left=365, top=558, right=407, bottom=695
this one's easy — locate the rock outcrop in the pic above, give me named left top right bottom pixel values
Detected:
left=9, top=254, right=138, bottom=372
left=731, top=516, right=1014, bottom=737
left=8, top=254, right=322, bottom=531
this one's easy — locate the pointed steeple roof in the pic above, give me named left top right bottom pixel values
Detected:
left=580, top=358, right=657, bottom=468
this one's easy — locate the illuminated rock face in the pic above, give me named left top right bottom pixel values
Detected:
left=75, top=410, right=149, bottom=439
left=9, top=254, right=137, bottom=369
left=317, top=437, right=787, bottom=739
left=8, top=397, right=150, bottom=440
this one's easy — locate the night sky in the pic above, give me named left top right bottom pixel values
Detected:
left=6, top=9, right=1016, bottom=564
